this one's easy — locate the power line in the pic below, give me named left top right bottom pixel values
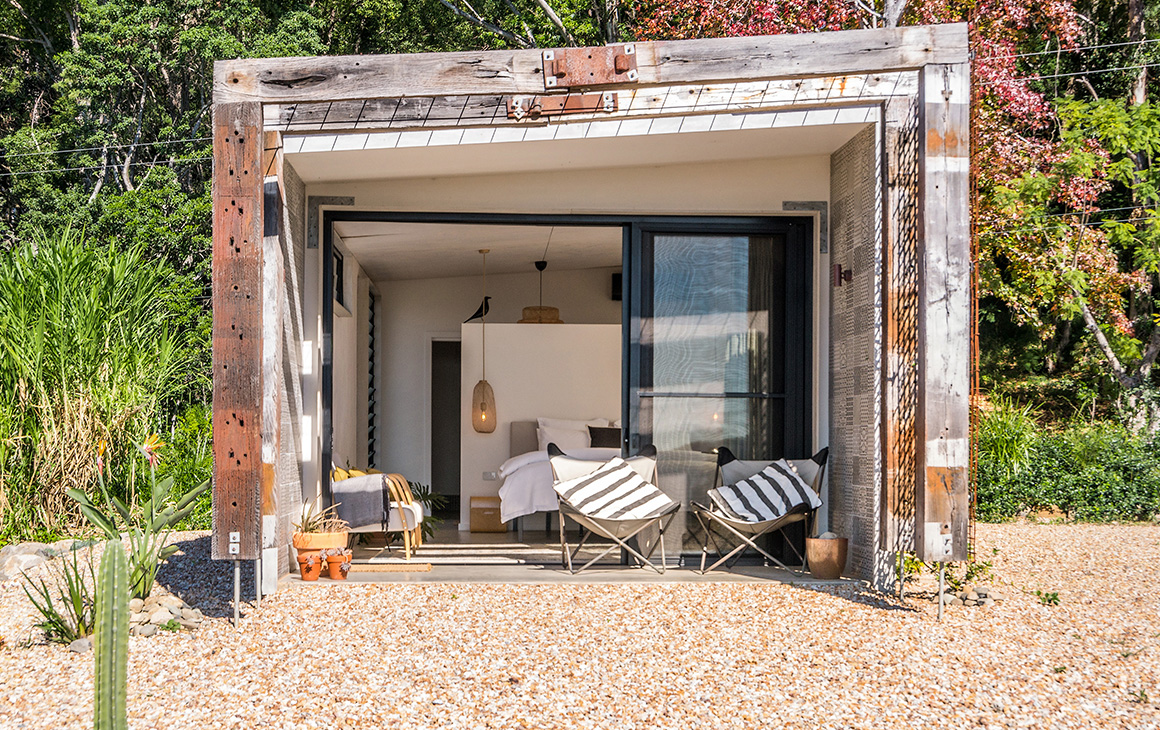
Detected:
left=979, top=37, right=1160, bottom=61
left=0, top=136, right=212, bottom=161
left=0, top=156, right=211, bottom=179
left=986, top=216, right=1146, bottom=236
left=982, top=62, right=1160, bottom=85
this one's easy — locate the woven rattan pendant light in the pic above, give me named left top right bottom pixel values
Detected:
left=471, top=249, right=496, bottom=433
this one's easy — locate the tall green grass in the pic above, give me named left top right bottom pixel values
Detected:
left=0, top=227, right=195, bottom=541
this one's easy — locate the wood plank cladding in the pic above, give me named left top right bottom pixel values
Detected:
left=212, top=101, right=264, bottom=561
left=214, top=24, right=966, bottom=105
left=263, top=74, right=919, bottom=134
left=915, top=64, right=971, bottom=562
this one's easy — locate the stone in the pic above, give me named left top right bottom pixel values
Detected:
left=130, top=612, right=148, bottom=625
left=136, top=624, right=157, bottom=637
left=177, top=618, right=200, bottom=630
left=974, top=586, right=992, bottom=598
left=68, top=638, right=91, bottom=654
left=181, top=608, right=200, bottom=621
left=965, top=590, right=979, bottom=601
left=129, top=598, right=144, bottom=613
left=950, top=597, right=964, bottom=606
left=980, top=597, right=995, bottom=607
left=964, top=599, right=977, bottom=606
left=157, top=595, right=184, bottom=610
left=150, top=608, right=174, bottom=625
left=1, top=551, right=47, bottom=578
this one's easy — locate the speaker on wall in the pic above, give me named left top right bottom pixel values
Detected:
left=611, top=272, right=622, bottom=301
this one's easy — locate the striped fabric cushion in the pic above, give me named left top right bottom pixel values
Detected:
left=553, top=457, right=675, bottom=520
left=710, top=460, right=822, bottom=522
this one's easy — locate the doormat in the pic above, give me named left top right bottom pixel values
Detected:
left=350, top=563, right=432, bottom=573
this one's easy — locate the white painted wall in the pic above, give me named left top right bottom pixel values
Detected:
left=308, top=155, right=829, bottom=217
left=377, top=266, right=621, bottom=489
left=459, top=323, right=621, bottom=530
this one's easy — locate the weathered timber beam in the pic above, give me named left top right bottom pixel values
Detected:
left=263, top=74, right=919, bottom=134
left=215, top=24, right=966, bottom=105
left=914, top=62, right=971, bottom=563
left=212, top=101, right=265, bottom=562
left=260, top=130, right=283, bottom=590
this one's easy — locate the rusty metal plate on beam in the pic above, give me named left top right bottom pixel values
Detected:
left=542, top=45, right=637, bottom=89
left=506, top=92, right=618, bottom=120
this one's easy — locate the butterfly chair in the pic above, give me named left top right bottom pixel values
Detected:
left=547, top=444, right=681, bottom=575
left=692, top=447, right=828, bottom=575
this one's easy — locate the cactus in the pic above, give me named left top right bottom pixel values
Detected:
left=94, top=540, right=129, bottom=730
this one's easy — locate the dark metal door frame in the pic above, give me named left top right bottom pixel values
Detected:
left=320, top=210, right=813, bottom=505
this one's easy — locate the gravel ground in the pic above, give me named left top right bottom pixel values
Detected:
left=0, top=523, right=1157, bottom=729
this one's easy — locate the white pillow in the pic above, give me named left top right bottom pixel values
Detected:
left=537, top=417, right=609, bottom=431
left=538, top=425, right=589, bottom=451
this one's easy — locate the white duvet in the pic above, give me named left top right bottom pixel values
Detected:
left=497, top=448, right=620, bottom=523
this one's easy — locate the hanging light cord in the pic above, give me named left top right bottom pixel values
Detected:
left=481, top=249, right=487, bottom=380
left=540, top=228, right=554, bottom=309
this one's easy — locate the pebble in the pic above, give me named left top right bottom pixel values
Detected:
left=67, top=638, right=91, bottom=654
left=0, top=524, right=1155, bottom=728
left=149, top=608, right=174, bottom=626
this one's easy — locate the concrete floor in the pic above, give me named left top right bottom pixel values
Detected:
left=284, top=526, right=858, bottom=587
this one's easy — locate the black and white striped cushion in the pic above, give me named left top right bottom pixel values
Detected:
left=553, top=457, right=675, bottom=520
left=710, top=460, right=822, bottom=522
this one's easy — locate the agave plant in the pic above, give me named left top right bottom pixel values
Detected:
left=293, top=497, right=349, bottom=534
left=67, top=436, right=207, bottom=601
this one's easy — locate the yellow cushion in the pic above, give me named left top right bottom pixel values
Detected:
left=332, top=467, right=350, bottom=482
left=347, top=469, right=368, bottom=478
left=366, top=468, right=383, bottom=474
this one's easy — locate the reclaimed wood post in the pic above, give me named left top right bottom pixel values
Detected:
left=212, top=101, right=264, bottom=562
left=915, top=61, right=971, bottom=562
left=260, top=130, right=284, bottom=591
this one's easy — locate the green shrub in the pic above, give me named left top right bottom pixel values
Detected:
left=156, top=405, right=212, bottom=530
left=977, top=419, right=1160, bottom=522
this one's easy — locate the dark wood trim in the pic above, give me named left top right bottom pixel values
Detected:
left=211, top=101, right=264, bottom=561
left=215, top=25, right=967, bottom=105
left=321, top=214, right=335, bottom=507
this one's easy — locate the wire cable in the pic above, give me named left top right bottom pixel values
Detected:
left=0, top=136, right=211, bottom=161
left=0, top=156, right=211, bottom=179
left=979, top=37, right=1160, bottom=61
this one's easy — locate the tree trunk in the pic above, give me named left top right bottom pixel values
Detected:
left=1129, top=0, right=1146, bottom=106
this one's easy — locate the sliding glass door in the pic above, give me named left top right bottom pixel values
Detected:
left=625, top=220, right=813, bottom=550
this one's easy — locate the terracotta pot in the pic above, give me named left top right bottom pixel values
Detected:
left=326, top=552, right=351, bottom=580
left=292, top=532, right=348, bottom=551
left=296, top=553, right=323, bottom=581
left=806, top=537, right=848, bottom=580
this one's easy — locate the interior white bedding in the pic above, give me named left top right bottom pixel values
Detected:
left=497, top=447, right=620, bottom=522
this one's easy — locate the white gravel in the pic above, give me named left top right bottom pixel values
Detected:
left=0, top=524, right=1157, bottom=729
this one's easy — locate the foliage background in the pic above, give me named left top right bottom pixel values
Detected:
left=1, top=0, right=1158, bottom=541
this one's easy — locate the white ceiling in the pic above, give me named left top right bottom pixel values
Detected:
left=287, top=119, right=871, bottom=182
left=334, top=222, right=622, bottom=281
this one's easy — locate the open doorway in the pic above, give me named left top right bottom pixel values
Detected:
left=430, top=339, right=461, bottom=521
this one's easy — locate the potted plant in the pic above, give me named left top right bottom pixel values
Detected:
left=292, top=498, right=349, bottom=580
left=323, top=548, right=352, bottom=580
left=806, top=531, right=848, bottom=580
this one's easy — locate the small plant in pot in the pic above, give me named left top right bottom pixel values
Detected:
left=292, top=498, right=349, bottom=580
left=322, top=548, right=352, bottom=580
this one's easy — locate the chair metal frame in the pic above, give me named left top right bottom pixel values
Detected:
left=548, top=444, right=680, bottom=575
left=693, top=447, right=828, bottom=575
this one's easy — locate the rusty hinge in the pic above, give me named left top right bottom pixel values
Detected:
left=506, top=92, right=618, bottom=120
left=542, top=45, right=638, bottom=90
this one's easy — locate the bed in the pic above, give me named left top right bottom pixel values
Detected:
left=497, top=420, right=619, bottom=538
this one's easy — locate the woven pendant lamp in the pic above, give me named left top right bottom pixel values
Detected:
left=471, top=249, right=496, bottom=433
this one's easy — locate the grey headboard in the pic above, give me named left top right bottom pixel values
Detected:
left=510, top=421, right=539, bottom=458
